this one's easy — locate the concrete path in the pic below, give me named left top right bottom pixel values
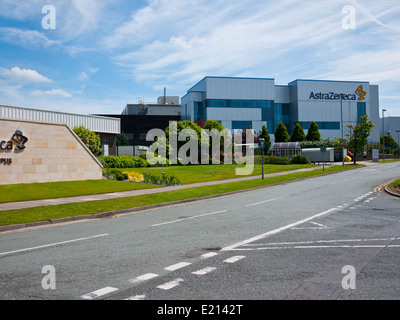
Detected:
left=0, top=161, right=375, bottom=212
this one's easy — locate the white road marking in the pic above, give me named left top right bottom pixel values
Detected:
left=245, top=197, right=281, bottom=208
left=81, top=287, right=118, bottom=300
left=152, top=210, right=228, bottom=227
left=125, top=295, right=146, bottom=300
left=221, top=208, right=338, bottom=251
left=235, top=238, right=398, bottom=251
left=224, top=256, right=246, bottom=263
left=201, top=252, right=218, bottom=259
left=0, top=234, right=109, bottom=257
left=292, top=221, right=329, bottom=230
left=192, top=267, right=217, bottom=275
left=129, top=273, right=159, bottom=283
left=164, top=262, right=191, bottom=271
left=157, top=278, right=184, bottom=290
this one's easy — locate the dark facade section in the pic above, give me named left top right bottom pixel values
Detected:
left=98, top=114, right=181, bottom=147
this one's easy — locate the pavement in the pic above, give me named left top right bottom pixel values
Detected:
left=0, top=161, right=376, bottom=213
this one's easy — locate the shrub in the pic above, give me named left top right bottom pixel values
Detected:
left=264, top=156, right=290, bottom=165
left=143, top=171, right=180, bottom=186
left=290, top=154, right=311, bottom=164
left=103, top=168, right=128, bottom=181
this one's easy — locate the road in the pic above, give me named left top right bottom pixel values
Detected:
left=0, top=161, right=399, bottom=303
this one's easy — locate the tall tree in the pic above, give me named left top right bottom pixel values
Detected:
left=259, top=124, right=271, bottom=153
left=290, top=123, right=306, bottom=142
left=306, top=121, right=321, bottom=142
left=274, top=122, right=289, bottom=142
left=346, top=114, right=375, bottom=164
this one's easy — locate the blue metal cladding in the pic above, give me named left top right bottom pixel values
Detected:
left=232, top=121, right=253, bottom=130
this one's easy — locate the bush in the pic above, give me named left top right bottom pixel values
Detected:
left=264, top=156, right=290, bottom=165
left=103, top=168, right=129, bottom=181
left=290, top=154, right=311, bottom=164
left=98, top=155, right=149, bottom=168
left=143, top=170, right=180, bottom=186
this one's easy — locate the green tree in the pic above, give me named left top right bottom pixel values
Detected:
left=380, top=135, right=398, bottom=150
left=346, top=114, right=375, bottom=164
left=259, top=124, right=271, bottom=153
left=164, top=120, right=209, bottom=163
left=274, top=122, right=289, bottom=142
left=290, top=123, right=306, bottom=142
left=116, top=133, right=130, bottom=146
left=306, top=121, right=321, bottom=142
left=203, top=120, right=224, bottom=132
left=73, top=126, right=102, bottom=155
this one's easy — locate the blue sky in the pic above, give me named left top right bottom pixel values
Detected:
left=0, top=0, right=399, bottom=116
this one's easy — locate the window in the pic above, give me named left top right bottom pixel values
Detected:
left=232, top=121, right=252, bottom=130
left=206, top=99, right=273, bottom=109
left=299, top=122, right=340, bottom=130
left=357, top=102, right=366, bottom=124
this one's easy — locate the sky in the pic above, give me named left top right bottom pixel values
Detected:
left=0, top=0, right=399, bottom=116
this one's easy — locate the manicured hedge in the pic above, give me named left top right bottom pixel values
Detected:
left=98, top=155, right=170, bottom=168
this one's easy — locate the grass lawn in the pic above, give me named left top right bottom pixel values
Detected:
left=388, top=179, right=400, bottom=195
left=0, top=164, right=361, bottom=227
left=0, top=179, right=161, bottom=204
left=0, top=164, right=315, bottom=203
left=125, top=163, right=316, bottom=184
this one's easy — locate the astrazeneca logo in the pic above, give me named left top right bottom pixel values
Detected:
left=355, top=85, right=367, bottom=101
left=309, top=85, right=367, bottom=101
left=0, top=127, right=29, bottom=151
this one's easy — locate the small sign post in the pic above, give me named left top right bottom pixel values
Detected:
left=260, top=139, right=265, bottom=180
left=320, top=146, right=327, bottom=171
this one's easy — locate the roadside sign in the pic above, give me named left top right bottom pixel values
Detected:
left=320, top=146, right=327, bottom=153
left=372, top=149, right=379, bottom=162
left=340, top=139, right=346, bottom=147
left=260, top=140, right=265, bottom=148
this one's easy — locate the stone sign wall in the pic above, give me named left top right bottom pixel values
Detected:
left=0, top=118, right=103, bottom=185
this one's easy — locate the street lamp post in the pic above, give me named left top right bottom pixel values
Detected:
left=259, top=138, right=265, bottom=180
left=382, top=109, right=386, bottom=161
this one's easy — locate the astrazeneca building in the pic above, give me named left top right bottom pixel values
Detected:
left=181, top=76, right=380, bottom=142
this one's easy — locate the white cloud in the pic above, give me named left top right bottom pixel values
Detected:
left=30, top=89, right=72, bottom=98
left=106, top=0, right=400, bottom=97
left=1, top=67, right=52, bottom=83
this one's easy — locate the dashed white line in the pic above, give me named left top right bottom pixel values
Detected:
left=152, top=210, right=228, bottom=227
left=192, top=267, right=217, bottom=275
left=157, top=278, right=184, bottom=290
left=201, top=252, right=218, bottom=259
left=245, top=197, right=281, bottom=208
left=81, top=287, right=118, bottom=300
left=164, top=262, right=191, bottom=271
left=129, top=273, right=159, bottom=283
left=125, top=295, right=146, bottom=300
left=224, top=256, right=246, bottom=263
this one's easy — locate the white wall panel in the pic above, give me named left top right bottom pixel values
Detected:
left=295, top=80, right=370, bottom=103
left=206, top=77, right=275, bottom=100
left=207, top=108, right=261, bottom=121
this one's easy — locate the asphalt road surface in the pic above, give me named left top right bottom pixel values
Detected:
left=1, top=161, right=399, bottom=303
